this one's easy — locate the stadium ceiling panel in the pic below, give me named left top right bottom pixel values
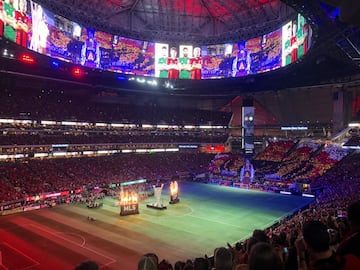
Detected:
left=35, top=0, right=296, bottom=43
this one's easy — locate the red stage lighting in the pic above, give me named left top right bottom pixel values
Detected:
left=72, top=67, right=83, bottom=76
left=20, top=54, right=35, bottom=64
left=206, top=145, right=225, bottom=153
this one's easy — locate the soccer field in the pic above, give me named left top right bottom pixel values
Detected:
left=0, top=182, right=314, bottom=270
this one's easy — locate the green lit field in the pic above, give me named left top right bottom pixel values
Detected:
left=0, top=182, right=313, bottom=270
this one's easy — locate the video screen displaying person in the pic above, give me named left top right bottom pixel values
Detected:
left=290, top=20, right=298, bottom=63
left=0, top=2, right=311, bottom=81
left=155, top=43, right=169, bottom=78
left=281, top=15, right=311, bottom=67
left=190, top=47, right=202, bottom=80
left=80, top=29, right=101, bottom=68
left=218, top=44, right=235, bottom=78
left=15, top=0, right=29, bottom=47
left=282, top=21, right=292, bottom=66
left=167, top=47, right=179, bottom=79
left=0, top=0, right=4, bottom=37
left=232, top=41, right=251, bottom=77
left=29, top=1, right=49, bottom=54
left=201, top=44, right=227, bottom=79
left=296, top=14, right=311, bottom=59
left=66, top=23, right=83, bottom=64
left=179, top=45, right=192, bottom=79
left=249, top=29, right=282, bottom=73
left=3, top=0, right=17, bottom=42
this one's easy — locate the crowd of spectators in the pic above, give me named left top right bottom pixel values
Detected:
left=207, top=141, right=349, bottom=188
left=343, top=135, right=360, bottom=147
left=135, top=151, right=360, bottom=270
left=0, top=153, right=213, bottom=204
left=1, top=85, right=359, bottom=269
left=251, top=140, right=350, bottom=185
left=0, top=131, right=228, bottom=146
left=1, top=137, right=359, bottom=269
left=208, top=154, right=245, bottom=175
left=0, top=87, right=231, bottom=126
left=292, top=145, right=349, bottom=182
left=254, top=140, right=296, bottom=162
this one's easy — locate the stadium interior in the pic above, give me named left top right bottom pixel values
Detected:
left=0, top=0, right=360, bottom=269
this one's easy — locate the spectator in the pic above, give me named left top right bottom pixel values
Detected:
left=193, top=257, right=209, bottom=270
left=183, top=261, right=194, bottom=270
left=337, top=201, right=360, bottom=259
left=214, top=247, right=233, bottom=270
left=74, top=260, right=99, bottom=270
left=252, top=229, right=269, bottom=243
left=248, top=242, right=283, bottom=270
left=159, top=259, right=173, bottom=270
left=174, top=261, right=185, bottom=270
left=138, top=255, right=158, bottom=270
left=296, top=220, right=360, bottom=270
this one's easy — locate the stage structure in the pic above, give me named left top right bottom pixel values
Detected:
left=147, top=183, right=167, bottom=210
left=169, top=181, right=180, bottom=204
left=119, top=187, right=139, bottom=216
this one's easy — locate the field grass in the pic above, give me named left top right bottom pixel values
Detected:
left=0, top=182, right=314, bottom=269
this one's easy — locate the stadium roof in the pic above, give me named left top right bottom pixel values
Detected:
left=0, top=0, right=358, bottom=96
left=35, top=0, right=296, bottom=44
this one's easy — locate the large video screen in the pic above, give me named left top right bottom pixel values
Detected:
left=282, top=13, right=312, bottom=66
left=0, top=0, right=311, bottom=80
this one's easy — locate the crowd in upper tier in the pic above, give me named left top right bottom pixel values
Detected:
left=0, top=131, right=228, bottom=146
left=0, top=87, right=231, bottom=125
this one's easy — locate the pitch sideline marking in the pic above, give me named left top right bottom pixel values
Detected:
left=0, top=250, right=10, bottom=270
left=28, top=223, right=116, bottom=267
left=56, top=232, right=86, bottom=247
left=1, top=242, right=40, bottom=270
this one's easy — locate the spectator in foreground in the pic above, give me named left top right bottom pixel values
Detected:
left=193, top=257, right=209, bottom=270
left=214, top=247, right=233, bottom=270
left=138, top=255, right=158, bottom=270
left=296, top=220, right=360, bottom=270
left=74, top=260, right=99, bottom=270
left=337, top=200, right=360, bottom=259
left=248, top=242, right=283, bottom=270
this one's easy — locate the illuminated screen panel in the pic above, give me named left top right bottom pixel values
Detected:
left=111, top=37, right=155, bottom=76
left=1, top=0, right=312, bottom=80
left=201, top=44, right=233, bottom=79
left=252, top=29, right=282, bottom=73
left=29, top=1, right=51, bottom=55
left=201, top=29, right=281, bottom=79
left=155, top=44, right=199, bottom=79
left=155, top=43, right=169, bottom=78
left=0, top=0, right=30, bottom=47
left=282, top=14, right=312, bottom=67
left=178, top=45, right=193, bottom=79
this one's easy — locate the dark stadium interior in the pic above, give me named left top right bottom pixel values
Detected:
left=1, top=0, right=360, bottom=270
